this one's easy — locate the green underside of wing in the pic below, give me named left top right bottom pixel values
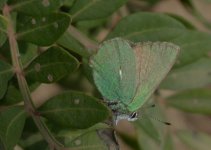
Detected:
left=91, top=38, right=137, bottom=106
left=128, top=42, right=179, bottom=112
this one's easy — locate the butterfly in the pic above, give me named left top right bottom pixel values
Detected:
left=89, top=38, right=179, bottom=122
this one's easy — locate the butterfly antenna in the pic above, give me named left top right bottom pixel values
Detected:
left=140, top=104, right=156, bottom=110
left=141, top=113, right=171, bottom=126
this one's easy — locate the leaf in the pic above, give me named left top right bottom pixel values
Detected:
left=0, top=106, right=26, bottom=150
left=0, top=15, right=7, bottom=33
left=117, top=131, right=142, bottom=150
left=134, top=117, right=160, bottom=143
left=161, top=58, right=211, bottom=90
left=107, top=12, right=186, bottom=42
left=69, top=0, right=127, bottom=21
left=57, top=31, right=90, bottom=57
left=16, top=13, right=70, bottom=46
left=0, top=15, right=8, bottom=46
left=18, top=42, right=38, bottom=67
left=107, top=12, right=211, bottom=68
left=25, top=46, right=79, bottom=83
left=177, top=130, right=211, bottom=150
left=166, top=88, right=211, bottom=115
left=39, top=91, right=110, bottom=129
left=19, top=134, right=47, bottom=150
left=163, top=133, right=174, bottom=150
left=65, top=131, right=108, bottom=149
left=76, top=17, right=107, bottom=29
left=166, top=13, right=196, bottom=29
left=0, top=84, right=22, bottom=105
left=171, top=31, right=211, bottom=68
left=58, top=123, right=110, bottom=149
left=8, top=0, right=62, bottom=16
left=0, top=0, right=7, bottom=10
left=0, top=60, right=14, bottom=99
left=136, top=126, right=158, bottom=150
left=62, top=0, right=75, bottom=7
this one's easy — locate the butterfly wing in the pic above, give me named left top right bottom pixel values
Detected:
left=128, top=42, right=179, bottom=112
left=91, top=38, right=137, bottom=105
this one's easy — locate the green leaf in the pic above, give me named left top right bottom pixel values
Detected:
left=25, top=46, right=79, bottom=83
left=0, top=106, right=26, bottom=150
left=18, top=42, right=38, bottom=67
left=0, top=84, right=22, bottom=105
left=135, top=117, right=160, bottom=143
left=16, top=13, right=70, bottom=46
left=171, top=31, right=211, bottom=68
left=177, top=130, right=211, bottom=150
left=166, top=13, right=196, bottom=29
left=58, top=123, right=110, bottom=149
left=0, top=60, right=14, bottom=99
left=19, top=133, right=47, bottom=150
left=166, top=88, right=211, bottom=115
left=161, top=58, right=211, bottom=90
left=107, top=12, right=186, bottom=42
left=39, top=91, right=110, bottom=129
left=76, top=17, right=107, bottom=29
left=62, top=0, right=75, bottom=7
left=57, top=31, right=90, bottom=57
left=136, top=126, right=158, bottom=150
left=107, top=12, right=211, bottom=68
left=65, top=131, right=108, bottom=149
left=0, top=15, right=8, bottom=46
left=0, top=0, right=7, bottom=10
left=117, top=131, right=142, bottom=150
left=163, top=133, right=174, bottom=150
left=0, top=15, right=7, bottom=33
left=69, top=0, right=127, bottom=21
left=8, top=0, right=62, bottom=16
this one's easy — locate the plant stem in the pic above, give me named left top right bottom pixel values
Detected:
left=68, top=25, right=98, bottom=53
left=3, top=4, right=64, bottom=150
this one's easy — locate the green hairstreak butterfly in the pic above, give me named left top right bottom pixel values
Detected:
left=90, top=38, right=179, bottom=122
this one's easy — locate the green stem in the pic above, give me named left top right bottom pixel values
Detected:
left=3, top=4, right=64, bottom=150
left=68, top=25, right=98, bottom=53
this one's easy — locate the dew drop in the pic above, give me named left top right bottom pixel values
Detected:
left=47, top=74, right=53, bottom=82
left=54, top=22, right=58, bottom=28
left=42, top=0, right=50, bottom=7
left=75, top=139, right=81, bottom=146
left=74, top=99, right=80, bottom=105
left=34, top=63, right=41, bottom=72
left=42, top=17, right=46, bottom=22
left=31, top=18, right=36, bottom=25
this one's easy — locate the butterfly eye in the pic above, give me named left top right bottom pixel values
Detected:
left=130, top=112, right=138, bottom=119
